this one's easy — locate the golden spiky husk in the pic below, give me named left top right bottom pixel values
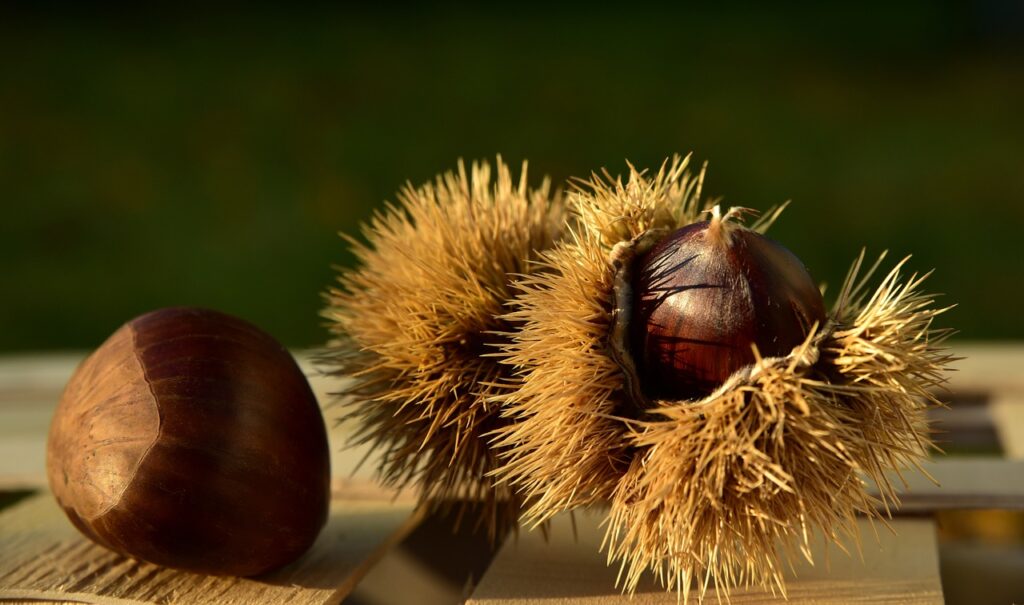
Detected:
left=322, top=157, right=563, bottom=537
left=492, top=155, right=954, bottom=600
left=491, top=156, right=709, bottom=520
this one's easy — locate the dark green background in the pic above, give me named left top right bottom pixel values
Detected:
left=3, top=5, right=1023, bottom=351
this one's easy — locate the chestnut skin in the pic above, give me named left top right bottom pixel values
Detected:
left=631, top=222, right=826, bottom=401
left=46, top=307, right=331, bottom=576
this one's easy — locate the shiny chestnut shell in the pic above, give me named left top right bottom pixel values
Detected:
left=631, top=221, right=826, bottom=401
left=46, top=307, right=331, bottom=576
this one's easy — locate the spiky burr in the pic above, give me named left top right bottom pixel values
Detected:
left=322, top=157, right=563, bottom=537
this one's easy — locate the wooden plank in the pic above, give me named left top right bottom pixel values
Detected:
left=0, top=434, right=46, bottom=491
left=468, top=510, right=942, bottom=604
left=0, top=492, right=422, bottom=605
left=873, top=458, right=1024, bottom=513
left=945, top=342, right=1024, bottom=395
left=990, top=393, right=1024, bottom=459
left=0, top=354, right=81, bottom=491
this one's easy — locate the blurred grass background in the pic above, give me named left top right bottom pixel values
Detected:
left=2, top=3, right=1022, bottom=351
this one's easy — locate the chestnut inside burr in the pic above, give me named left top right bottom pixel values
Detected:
left=628, top=219, right=826, bottom=401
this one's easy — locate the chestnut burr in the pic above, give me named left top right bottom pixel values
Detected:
left=470, top=156, right=953, bottom=600
left=47, top=307, right=331, bottom=576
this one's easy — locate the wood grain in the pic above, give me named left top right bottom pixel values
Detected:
left=468, top=509, right=943, bottom=604
left=0, top=492, right=422, bottom=605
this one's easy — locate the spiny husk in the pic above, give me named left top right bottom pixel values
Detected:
left=607, top=255, right=953, bottom=599
left=322, top=157, right=563, bottom=537
left=490, top=155, right=707, bottom=521
left=493, top=156, right=953, bottom=601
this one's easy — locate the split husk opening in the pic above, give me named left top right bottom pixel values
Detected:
left=490, top=155, right=954, bottom=600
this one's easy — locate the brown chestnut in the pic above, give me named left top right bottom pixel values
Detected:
left=630, top=207, right=826, bottom=400
left=46, top=307, right=330, bottom=576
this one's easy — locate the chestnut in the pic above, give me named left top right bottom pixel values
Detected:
left=630, top=206, right=826, bottom=400
left=46, top=307, right=330, bottom=576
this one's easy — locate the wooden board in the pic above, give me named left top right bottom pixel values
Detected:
left=871, top=458, right=1024, bottom=512
left=4, top=344, right=1024, bottom=604
left=991, top=393, right=1024, bottom=458
left=945, top=343, right=1024, bottom=395
left=0, top=492, right=422, bottom=605
left=0, top=354, right=79, bottom=491
left=468, top=510, right=943, bottom=605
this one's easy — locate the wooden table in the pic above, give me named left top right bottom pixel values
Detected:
left=1, top=345, right=1023, bottom=604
